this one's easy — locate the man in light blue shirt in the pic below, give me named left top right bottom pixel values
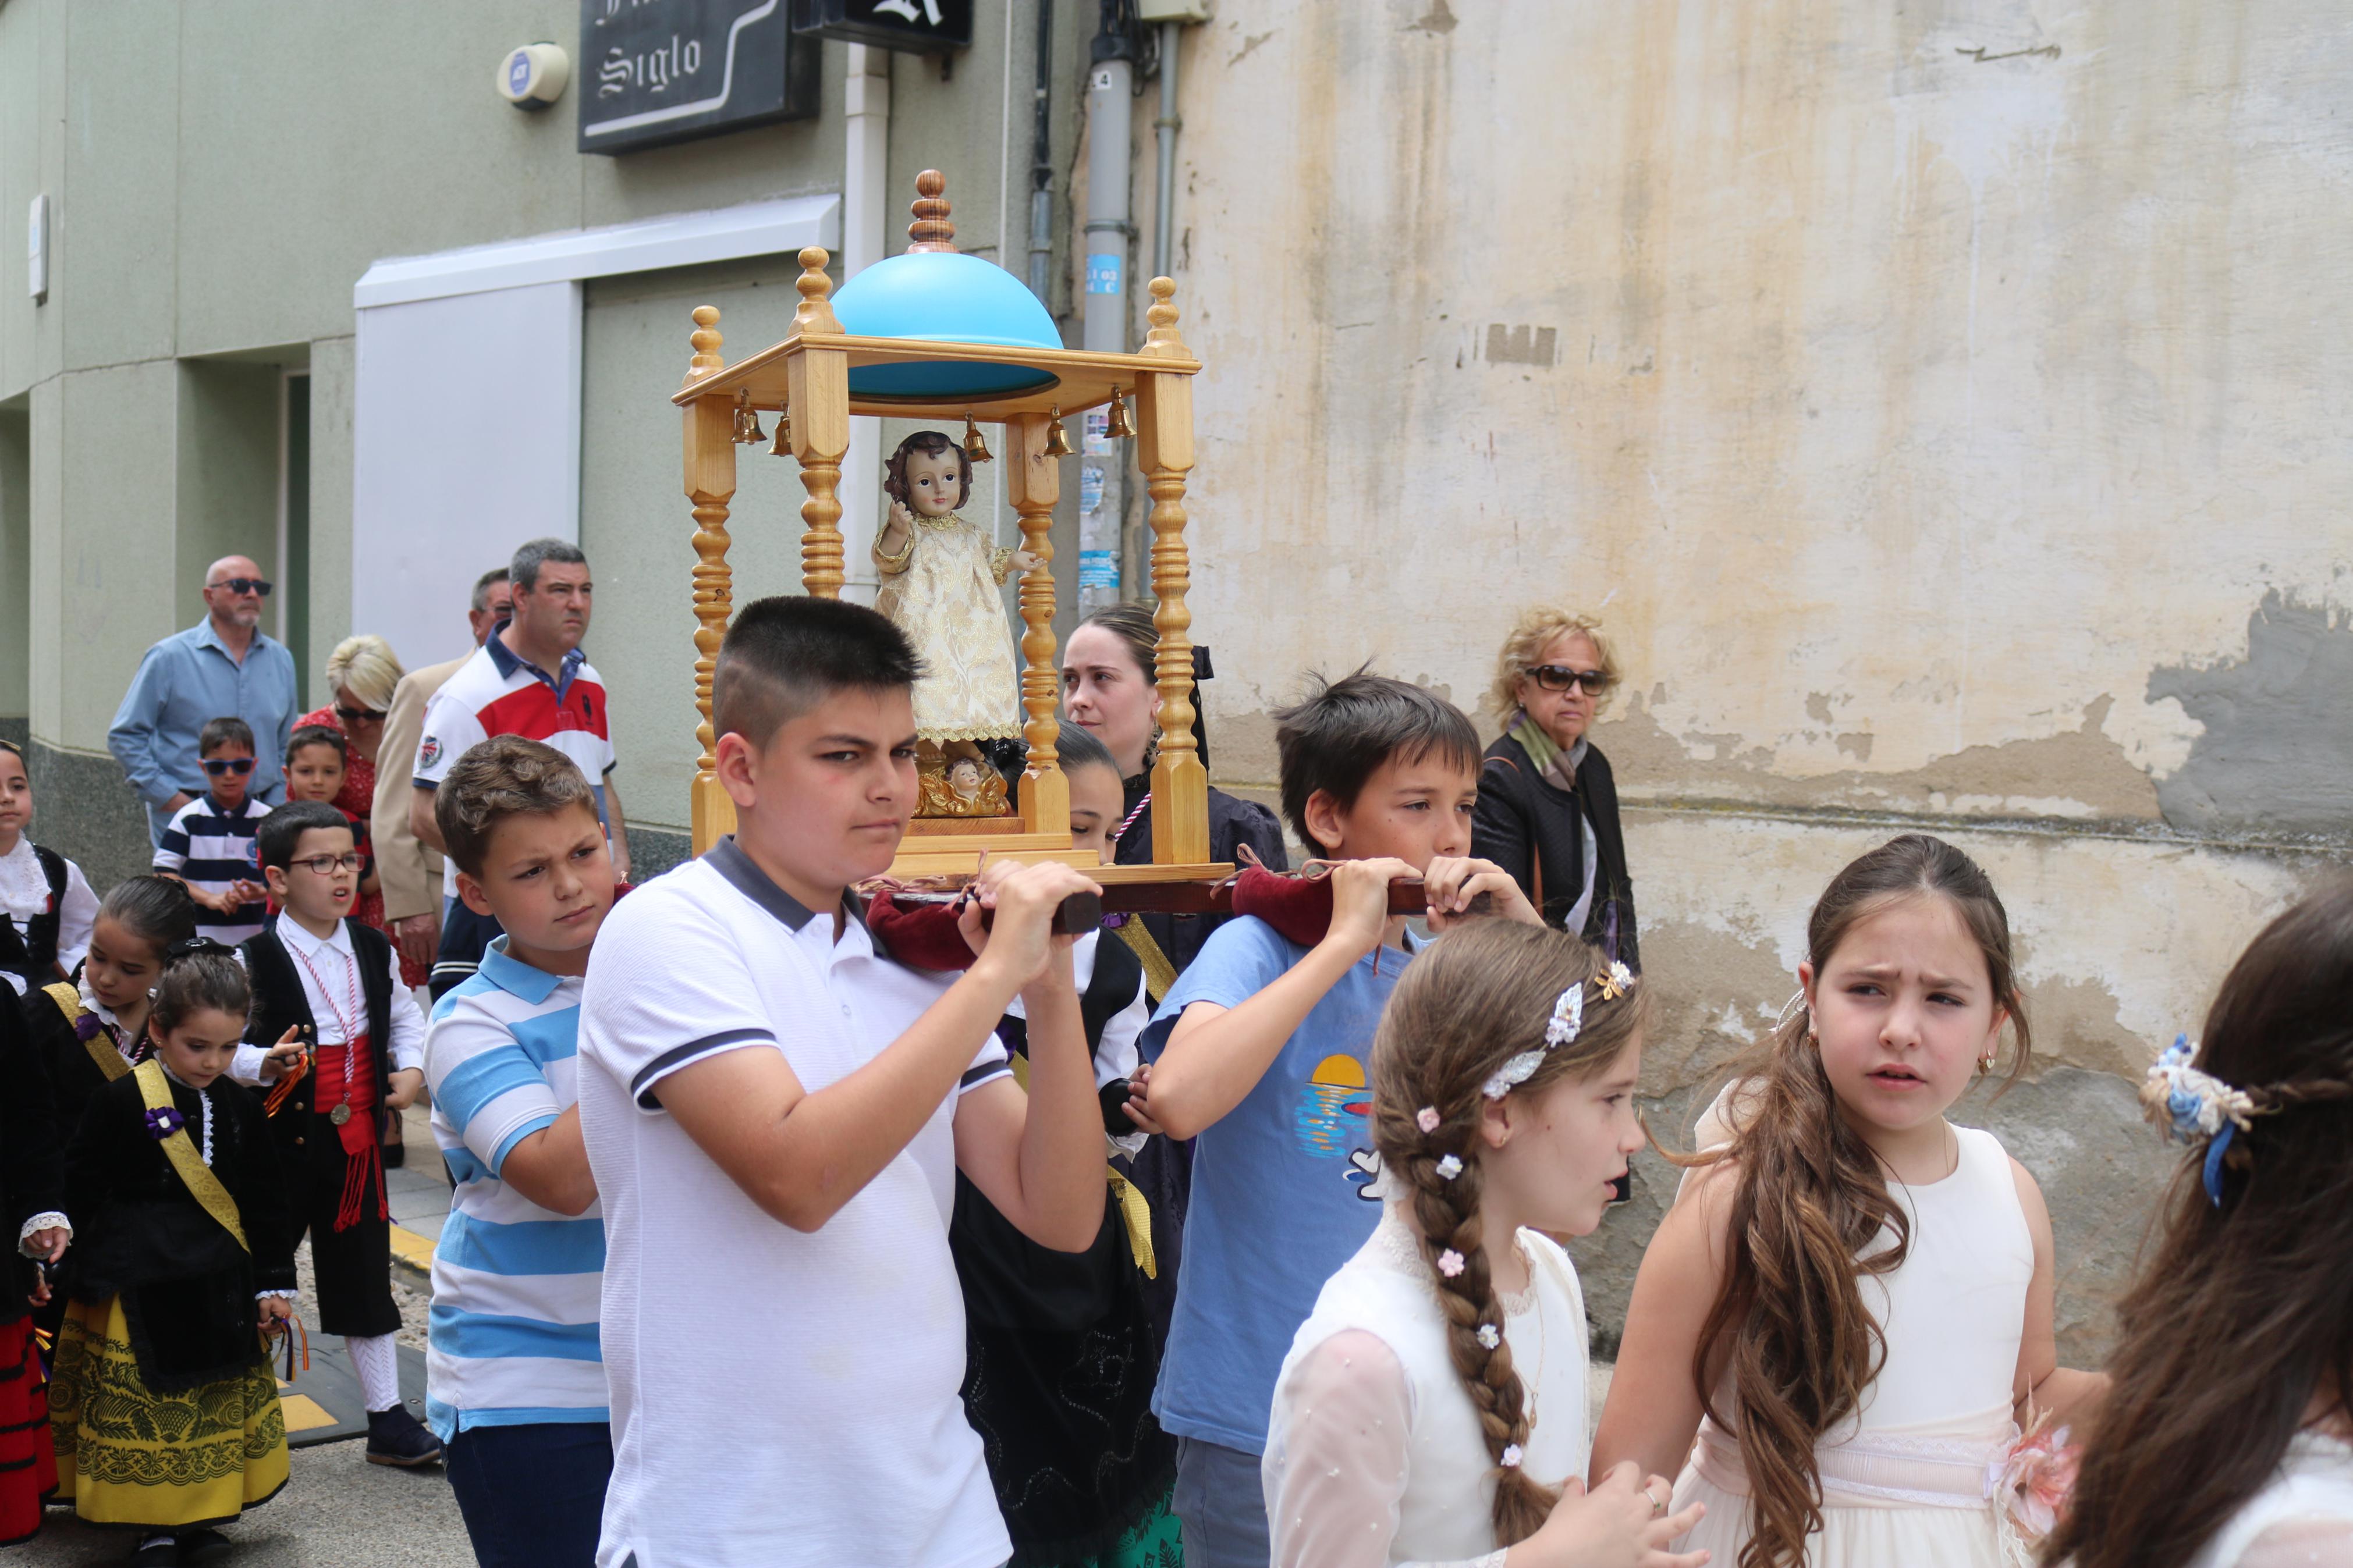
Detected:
left=108, top=554, right=300, bottom=845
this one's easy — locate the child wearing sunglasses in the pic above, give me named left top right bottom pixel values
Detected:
left=152, top=717, right=271, bottom=945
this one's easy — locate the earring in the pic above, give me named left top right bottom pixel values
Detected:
left=1978, top=1053, right=1996, bottom=1075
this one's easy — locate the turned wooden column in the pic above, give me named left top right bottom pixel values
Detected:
left=786, top=247, right=850, bottom=598
left=1134, top=278, right=1208, bottom=865
left=680, top=306, right=739, bottom=852
left=1004, top=413, right=1067, bottom=838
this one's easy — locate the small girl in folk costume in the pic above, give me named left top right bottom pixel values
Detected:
left=2042, top=884, right=2353, bottom=1568
left=873, top=431, right=1041, bottom=777
left=49, top=942, right=297, bottom=1565
left=1264, top=920, right=1705, bottom=1568
left=21, top=877, right=199, bottom=1137
left=1595, top=835, right=2104, bottom=1568
left=1, top=982, right=69, bottom=1546
left=0, top=738, right=98, bottom=997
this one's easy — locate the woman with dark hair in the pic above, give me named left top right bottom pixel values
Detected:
left=1471, top=607, right=1639, bottom=971
left=1061, top=602, right=1287, bottom=992
left=2040, top=883, right=2353, bottom=1568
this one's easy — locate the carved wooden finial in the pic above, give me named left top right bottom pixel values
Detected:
left=1142, top=276, right=1188, bottom=356
left=907, top=169, right=957, bottom=253
left=684, top=305, right=725, bottom=384
left=793, top=247, right=842, bottom=334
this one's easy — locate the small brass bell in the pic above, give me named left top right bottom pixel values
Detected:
left=767, top=406, right=792, bottom=457
left=732, top=392, right=765, bottom=445
left=1042, top=409, right=1074, bottom=458
left=1105, top=389, right=1134, bottom=441
left=962, top=412, right=994, bottom=464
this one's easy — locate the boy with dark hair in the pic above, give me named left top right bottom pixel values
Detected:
left=579, top=593, right=1108, bottom=1568
left=424, top=736, right=615, bottom=1567
left=233, top=799, right=438, bottom=1468
left=154, top=716, right=271, bottom=944
left=1129, top=670, right=1542, bottom=1567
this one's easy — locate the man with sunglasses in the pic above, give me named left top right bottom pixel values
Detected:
left=109, top=554, right=300, bottom=848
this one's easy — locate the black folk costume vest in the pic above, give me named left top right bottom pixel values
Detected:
left=0, top=843, right=67, bottom=990
left=240, top=915, right=396, bottom=1231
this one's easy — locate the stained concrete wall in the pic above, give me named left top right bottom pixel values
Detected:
left=1147, top=0, right=2353, bottom=1359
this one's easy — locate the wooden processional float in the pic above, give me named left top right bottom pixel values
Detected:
left=672, top=170, right=1227, bottom=898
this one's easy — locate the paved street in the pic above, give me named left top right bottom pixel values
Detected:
left=21, top=1108, right=470, bottom=1565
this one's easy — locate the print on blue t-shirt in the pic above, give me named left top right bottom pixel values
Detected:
left=1140, top=913, right=1421, bottom=1455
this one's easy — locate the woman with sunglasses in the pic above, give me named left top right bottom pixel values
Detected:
left=292, top=637, right=413, bottom=974
left=1471, top=608, right=1641, bottom=973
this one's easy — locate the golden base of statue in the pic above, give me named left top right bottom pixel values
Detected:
left=915, top=741, right=1014, bottom=819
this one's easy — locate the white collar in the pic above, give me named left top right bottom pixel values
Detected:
left=76, top=972, right=120, bottom=1028
left=278, top=915, right=353, bottom=959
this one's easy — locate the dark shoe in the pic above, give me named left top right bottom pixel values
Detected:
left=178, top=1528, right=232, bottom=1565
left=364, top=1404, right=443, bottom=1468
left=128, top=1535, right=178, bottom=1567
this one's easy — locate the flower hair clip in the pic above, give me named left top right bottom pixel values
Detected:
left=1436, top=1154, right=1464, bottom=1181
left=1499, top=1443, right=1524, bottom=1469
left=1477, top=1323, right=1501, bottom=1350
left=1482, top=963, right=1637, bottom=1100
left=1437, top=1249, right=1466, bottom=1278
left=2141, top=1035, right=2266, bottom=1206
left=1415, top=1107, right=1441, bottom=1135
left=143, top=1106, right=186, bottom=1141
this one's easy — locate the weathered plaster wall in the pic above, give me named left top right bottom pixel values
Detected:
left=1154, top=0, right=2353, bottom=1353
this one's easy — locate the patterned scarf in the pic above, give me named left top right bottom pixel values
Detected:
left=1507, top=709, right=1588, bottom=794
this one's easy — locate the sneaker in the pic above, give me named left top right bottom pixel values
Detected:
left=364, top=1405, right=444, bottom=1468
left=178, top=1529, right=232, bottom=1565
left=128, top=1536, right=178, bottom=1566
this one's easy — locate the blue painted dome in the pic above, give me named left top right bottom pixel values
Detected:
left=832, top=251, right=1063, bottom=402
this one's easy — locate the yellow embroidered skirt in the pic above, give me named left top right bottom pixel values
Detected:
left=47, top=1296, right=288, bottom=1529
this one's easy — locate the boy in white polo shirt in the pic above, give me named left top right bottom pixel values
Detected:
left=577, top=595, right=1107, bottom=1568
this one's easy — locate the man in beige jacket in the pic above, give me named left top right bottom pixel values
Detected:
left=371, top=568, right=510, bottom=983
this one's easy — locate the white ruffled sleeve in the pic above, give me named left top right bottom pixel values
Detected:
left=2231, top=1516, right=2353, bottom=1568
left=1266, top=1328, right=1507, bottom=1568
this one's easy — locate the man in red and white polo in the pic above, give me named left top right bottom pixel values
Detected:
left=409, top=541, right=630, bottom=994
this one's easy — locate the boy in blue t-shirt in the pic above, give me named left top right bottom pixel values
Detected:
left=423, top=736, right=616, bottom=1568
left=1132, top=672, right=1541, bottom=1567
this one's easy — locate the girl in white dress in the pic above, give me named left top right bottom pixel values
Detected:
left=2042, top=883, right=2353, bottom=1568
left=1264, top=919, right=1708, bottom=1568
left=1593, top=834, right=2103, bottom=1568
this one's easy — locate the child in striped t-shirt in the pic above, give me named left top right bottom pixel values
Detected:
left=153, top=717, right=270, bottom=945
left=422, top=735, right=615, bottom=1568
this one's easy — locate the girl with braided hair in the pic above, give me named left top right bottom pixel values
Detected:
left=1594, top=834, right=2102, bottom=1568
left=1264, top=920, right=1706, bottom=1567
left=2041, top=881, right=2353, bottom=1568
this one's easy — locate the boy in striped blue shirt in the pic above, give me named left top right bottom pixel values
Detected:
left=423, top=735, right=615, bottom=1568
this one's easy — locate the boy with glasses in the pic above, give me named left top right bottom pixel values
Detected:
left=233, top=800, right=439, bottom=1468
left=152, top=717, right=272, bottom=944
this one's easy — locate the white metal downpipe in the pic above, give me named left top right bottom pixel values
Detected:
left=841, top=44, right=891, bottom=602
left=1152, top=22, right=1179, bottom=282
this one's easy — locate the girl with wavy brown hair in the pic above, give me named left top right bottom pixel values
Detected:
left=1592, top=834, right=2102, bottom=1568
left=2040, top=882, right=2353, bottom=1568
left=1264, top=920, right=1708, bottom=1567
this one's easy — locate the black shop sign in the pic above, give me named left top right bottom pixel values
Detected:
left=790, top=0, right=974, bottom=54
left=578, top=0, right=821, bottom=155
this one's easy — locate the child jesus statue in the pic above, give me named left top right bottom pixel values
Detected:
left=872, top=430, right=1040, bottom=800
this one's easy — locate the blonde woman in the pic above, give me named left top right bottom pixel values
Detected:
left=1471, top=609, right=1639, bottom=972
left=296, top=634, right=409, bottom=973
